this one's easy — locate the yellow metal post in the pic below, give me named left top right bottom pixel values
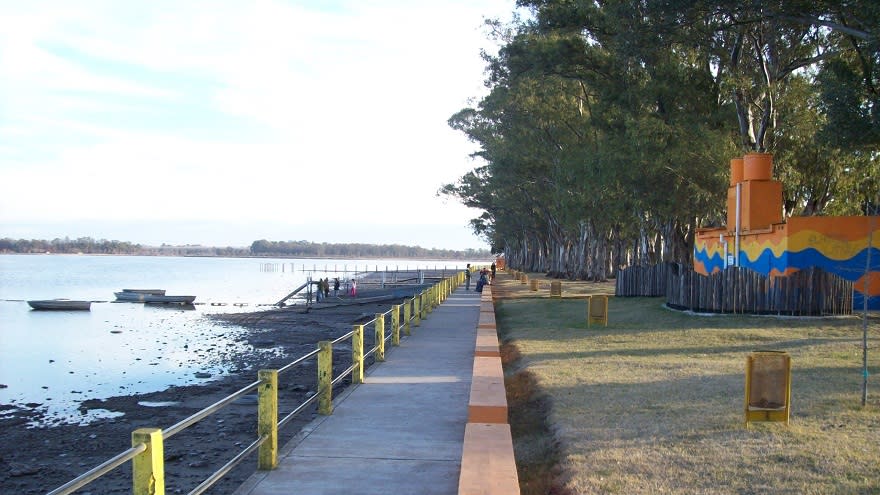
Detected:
left=132, top=428, right=164, bottom=495
left=375, top=313, right=385, bottom=362
left=404, top=299, right=411, bottom=335
left=425, top=288, right=433, bottom=314
left=352, top=325, right=364, bottom=384
left=318, top=341, right=333, bottom=415
left=392, top=305, right=400, bottom=346
left=257, top=370, right=278, bottom=470
left=414, top=295, right=421, bottom=327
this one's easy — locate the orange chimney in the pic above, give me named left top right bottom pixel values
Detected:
left=726, top=154, right=783, bottom=232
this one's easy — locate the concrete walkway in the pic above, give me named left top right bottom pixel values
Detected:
left=234, top=287, right=480, bottom=495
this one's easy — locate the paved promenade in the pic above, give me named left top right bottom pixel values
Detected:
left=234, top=287, right=480, bottom=495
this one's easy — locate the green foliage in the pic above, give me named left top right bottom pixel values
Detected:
left=444, top=0, right=880, bottom=277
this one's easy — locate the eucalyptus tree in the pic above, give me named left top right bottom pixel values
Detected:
left=445, top=0, right=877, bottom=275
left=516, top=0, right=736, bottom=266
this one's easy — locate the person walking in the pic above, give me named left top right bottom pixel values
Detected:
left=465, top=264, right=472, bottom=290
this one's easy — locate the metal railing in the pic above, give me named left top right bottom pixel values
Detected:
left=46, top=271, right=466, bottom=495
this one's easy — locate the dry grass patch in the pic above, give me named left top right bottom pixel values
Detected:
left=494, top=271, right=880, bottom=494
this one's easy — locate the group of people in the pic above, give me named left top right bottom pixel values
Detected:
left=313, top=277, right=342, bottom=302
left=464, top=262, right=497, bottom=293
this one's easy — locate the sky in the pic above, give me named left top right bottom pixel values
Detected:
left=0, top=1, right=521, bottom=250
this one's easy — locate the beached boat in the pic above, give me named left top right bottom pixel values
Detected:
left=143, top=294, right=196, bottom=304
left=115, top=289, right=166, bottom=302
left=115, top=291, right=147, bottom=302
left=115, top=291, right=196, bottom=304
left=28, top=299, right=92, bottom=311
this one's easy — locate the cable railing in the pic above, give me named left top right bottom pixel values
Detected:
left=45, top=270, right=468, bottom=495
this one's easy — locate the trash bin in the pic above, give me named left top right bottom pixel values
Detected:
left=529, top=279, right=538, bottom=291
left=550, top=281, right=562, bottom=298
left=587, top=295, right=609, bottom=327
left=745, top=351, right=791, bottom=426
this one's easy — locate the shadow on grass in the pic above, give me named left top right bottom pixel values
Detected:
left=502, top=343, right=575, bottom=495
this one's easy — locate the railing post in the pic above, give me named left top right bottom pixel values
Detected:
left=257, top=369, right=278, bottom=470
left=415, top=294, right=422, bottom=326
left=392, top=304, right=400, bottom=346
left=423, top=290, right=430, bottom=317
left=318, top=341, right=333, bottom=415
left=132, top=428, right=164, bottom=495
left=352, top=324, right=364, bottom=384
left=375, top=313, right=385, bottom=362
left=421, top=291, right=428, bottom=318
left=404, top=298, right=411, bottom=335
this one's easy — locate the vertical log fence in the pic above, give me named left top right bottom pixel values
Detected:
left=616, top=263, right=853, bottom=316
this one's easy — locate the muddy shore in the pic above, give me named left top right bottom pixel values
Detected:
left=0, top=299, right=401, bottom=494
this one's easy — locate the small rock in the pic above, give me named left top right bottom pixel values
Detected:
left=9, top=464, right=41, bottom=477
left=194, top=372, right=212, bottom=379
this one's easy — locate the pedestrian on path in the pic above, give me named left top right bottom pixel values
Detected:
left=465, top=264, right=472, bottom=290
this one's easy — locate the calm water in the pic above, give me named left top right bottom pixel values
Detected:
left=0, top=254, right=470, bottom=425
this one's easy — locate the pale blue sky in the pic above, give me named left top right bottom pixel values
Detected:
left=0, top=1, right=519, bottom=250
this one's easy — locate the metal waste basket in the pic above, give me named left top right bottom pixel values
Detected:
left=745, top=351, right=791, bottom=426
left=587, top=295, right=609, bottom=327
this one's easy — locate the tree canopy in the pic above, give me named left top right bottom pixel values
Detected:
left=443, top=0, right=880, bottom=278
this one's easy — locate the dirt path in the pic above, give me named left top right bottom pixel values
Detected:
left=0, top=299, right=399, bottom=494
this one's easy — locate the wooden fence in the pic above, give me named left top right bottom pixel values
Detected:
left=666, top=266, right=853, bottom=316
left=614, top=263, right=675, bottom=296
left=616, top=263, right=853, bottom=316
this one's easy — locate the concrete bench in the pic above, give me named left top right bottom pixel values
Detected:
left=468, top=356, right=508, bottom=424
left=458, top=422, right=520, bottom=495
left=477, top=311, right=496, bottom=330
left=475, top=327, right=500, bottom=357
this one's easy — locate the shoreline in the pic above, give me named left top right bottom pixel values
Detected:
left=0, top=299, right=401, bottom=494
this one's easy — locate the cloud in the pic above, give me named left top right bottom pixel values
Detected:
left=0, top=0, right=517, bottom=249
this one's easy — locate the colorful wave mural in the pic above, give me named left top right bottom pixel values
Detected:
left=695, top=217, right=880, bottom=310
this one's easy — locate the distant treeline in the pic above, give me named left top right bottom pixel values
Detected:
left=249, top=239, right=489, bottom=259
left=0, top=237, right=490, bottom=259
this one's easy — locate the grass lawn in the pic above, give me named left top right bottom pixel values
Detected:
left=494, top=271, right=880, bottom=495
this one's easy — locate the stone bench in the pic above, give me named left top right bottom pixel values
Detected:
left=457, top=422, right=519, bottom=495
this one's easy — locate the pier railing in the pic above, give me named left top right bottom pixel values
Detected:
left=45, top=271, right=467, bottom=495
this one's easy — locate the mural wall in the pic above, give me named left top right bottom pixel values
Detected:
left=695, top=154, right=880, bottom=310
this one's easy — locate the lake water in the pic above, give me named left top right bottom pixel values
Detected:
left=0, top=254, right=471, bottom=425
